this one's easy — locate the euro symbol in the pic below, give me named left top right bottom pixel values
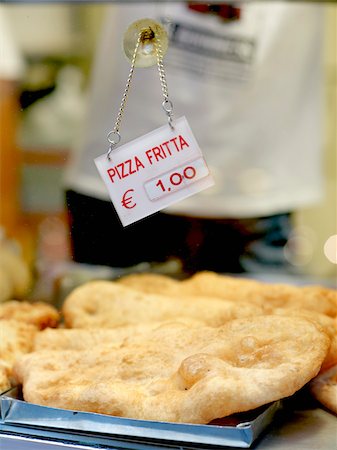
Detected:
left=121, top=189, right=136, bottom=209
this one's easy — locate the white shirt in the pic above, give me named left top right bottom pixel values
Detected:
left=65, top=2, right=324, bottom=218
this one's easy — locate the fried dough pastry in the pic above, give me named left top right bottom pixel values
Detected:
left=181, top=272, right=337, bottom=317
left=117, top=271, right=337, bottom=317
left=34, top=319, right=204, bottom=351
left=118, top=273, right=180, bottom=295
left=273, top=308, right=337, bottom=372
left=0, top=301, right=60, bottom=330
left=34, top=309, right=337, bottom=371
left=34, top=325, right=155, bottom=351
left=62, top=281, right=264, bottom=329
left=14, top=316, right=329, bottom=423
left=310, top=365, right=337, bottom=415
left=34, top=319, right=202, bottom=351
left=0, top=319, right=37, bottom=392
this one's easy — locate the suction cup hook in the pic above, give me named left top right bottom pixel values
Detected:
left=123, top=18, right=169, bottom=68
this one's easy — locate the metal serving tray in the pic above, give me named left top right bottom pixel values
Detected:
left=0, top=388, right=281, bottom=449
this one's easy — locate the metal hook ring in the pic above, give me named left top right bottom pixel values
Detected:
left=107, top=145, right=113, bottom=160
left=107, top=130, right=121, bottom=146
left=168, top=115, right=174, bottom=130
left=162, top=99, right=173, bottom=114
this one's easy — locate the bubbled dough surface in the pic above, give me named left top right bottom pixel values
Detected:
left=62, top=281, right=264, bottom=329
left=14, top=316, right=329, bottom=424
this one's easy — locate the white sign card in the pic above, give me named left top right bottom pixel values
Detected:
left=95, top=116, right=214, bottom=226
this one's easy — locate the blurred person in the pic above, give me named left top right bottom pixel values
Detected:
left=64, top=2, right=324, bottom=275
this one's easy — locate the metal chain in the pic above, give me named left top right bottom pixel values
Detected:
left=155, top=38, right=174, bottom=129
left=107, top=28, right=174, bottom=159
left=107, top=32, right=142, bottom=159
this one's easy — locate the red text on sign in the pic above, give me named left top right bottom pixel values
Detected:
left=155, top=165, right=197, bottom=192
left=144, top=157, right=210, bottom=201
left=107, top=156, right=145, bottom=183
left=106, top=134, right=190, bottom=185
left=145, top=135, right=189, bottom=165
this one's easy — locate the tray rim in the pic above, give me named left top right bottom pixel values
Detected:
left=0, top=388, right=281, bottom=448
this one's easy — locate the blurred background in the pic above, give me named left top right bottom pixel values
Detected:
left=0, top=2, right=336, bottom=299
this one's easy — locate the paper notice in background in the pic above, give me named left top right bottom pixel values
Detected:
left=95, top=116, right=214, bottom=226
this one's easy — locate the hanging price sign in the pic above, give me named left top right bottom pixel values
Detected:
left=94, top=21, right=214, bottom=226
left=95, top=116, right=214, bottom=226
